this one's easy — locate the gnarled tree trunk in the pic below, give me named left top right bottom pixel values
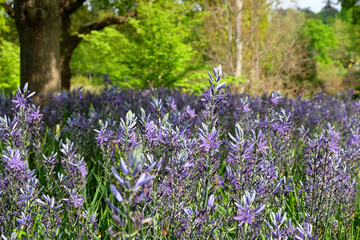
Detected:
left=14, top=0, right=61, bottom=96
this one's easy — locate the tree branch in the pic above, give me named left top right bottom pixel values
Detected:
left=1, top=2, right=15, bottom=18
left=65, top=0, right=86, bottom=15
left=78, top=11, right=137, bottom=35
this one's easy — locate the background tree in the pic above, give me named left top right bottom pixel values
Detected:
left=234, top=0, right=243, bottom=77
left=71, top=27, right=130, bottom=86
left=249, top=8, right=317, bottom=95
left=242, top=0, right=271, bottom=82
left=338, top=0, right=360, bottom=24
left=118, top=0, right=202, bottom=89
left=196, top=0, right=318, bottom=95
left=0, top=0, right=136, bottom=96
left=301, top=18, right=338, bottom=64
left=59, top=0, right=136, bottom=90
left=2, top=0, right=360, bottom=96
left=332, top=2, right=360, bottom=92
left=71, top=0, right=203, bottom=90
left=12, top=0, right=62, bottom=96
left=319, top=0, right=338, bottom=24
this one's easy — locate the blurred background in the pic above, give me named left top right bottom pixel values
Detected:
left=0, top=0, right=359, bottom=97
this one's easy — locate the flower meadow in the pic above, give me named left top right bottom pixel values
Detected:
left=1, top=66, right=360, bottom=239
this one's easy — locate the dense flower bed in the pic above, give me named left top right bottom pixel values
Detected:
left=1, top=66, right=360, bottom=239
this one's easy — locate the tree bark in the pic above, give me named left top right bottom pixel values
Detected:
left=14, top=0, right=61, bottom=96
left=225, top=0, right=233, bottom=74
left=234, top=0, right=243, bottom=78
left=61, top=47, right=79, bottom=90
left=60, top=10, right=81, bottom=90
left=10, top=0, right=135, bottom=93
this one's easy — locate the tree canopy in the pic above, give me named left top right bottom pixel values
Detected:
left=339, top=0, right=360, bottom=24
left=1, top=0, right=360, bottom=95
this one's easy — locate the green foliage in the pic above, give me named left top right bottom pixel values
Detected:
left=339, top=0, right=360, bottom=24
left=175, top=67, right=212, bottom=94
left=0, top=11, right=9, bottom=34
left=333, top=9, right=360, bottom=58
left=0, top=40, right=20, bottom=92
left=327, top=16, right=357, bottom=64
left=120, top=0, right=202, bottom=89
left=0, top=2, right=20, bottom=91
left=337, top=8, right=353, bottom=23
left=71, top=27, right=131, bottom=86
left=71, top=0, right=204, bottom=91
left=332, top=18, right=352, bottom=55
left=302, top=19, right=338, bottom=64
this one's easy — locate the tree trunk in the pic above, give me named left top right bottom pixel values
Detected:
left=225, top=0, right=233, bottom=74
left=251, top=44, right=260, bottom=82
left=60, top=12, right=81, bottom=90
left=234, top=0, right=243, bottom=78
left=14, top=0, right=61, bottom=96
left=61, top=54, right=73, bottom=90
left=60, top=39, right=81, bottom=91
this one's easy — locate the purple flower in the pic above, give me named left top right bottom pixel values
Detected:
left=329, top=138, right=340, bottom=153
left=257, top=136, right=269, bottom=154
left=120, top=158, right=129, bottom=175
left=186, top=107, right=196, bottom=119
left=184, top=207, right=194, bottom=218
left=65, top=191, right=84, bottom=208
left=135, top=173, right=154, bottom=188
left=76, top=159, right=88, bottom=178
left=233, top=208, right=257, bottom=226
left=349, top=129, right=360, bottom=145
left=233, top=191, right=265, bottom=227
left=2, top=147, right=24, bottom=170
left=199, top=128, right=220, bottom=152
left=94, top=122, right=112, bottom=145
left=12, top=92, right=26, bottom=109
left=1, top=233, right=17, bottom=240
left=16, top=212, right=32, bottom=227
left=207, top=194, right=215, bottom=209
left=103, top=74, right=112, bottom=84
left=42, top=152, right=58, bottom=165
left=243, top=103, right=250, bottom=113
left=28, top=107, right=43, bottom=122
left=168, top=97, right=177, bottom=110
left=110, top=184, right=123, bottom=203
left=271, top=92, right=282, bottom=105
left=81, top=210, right=98, bottom=226
left=295, top=223, right=315, bottom=240
left=265, top=209, right=290, bottom=239
left=105, top=198, right=120, bottom=213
